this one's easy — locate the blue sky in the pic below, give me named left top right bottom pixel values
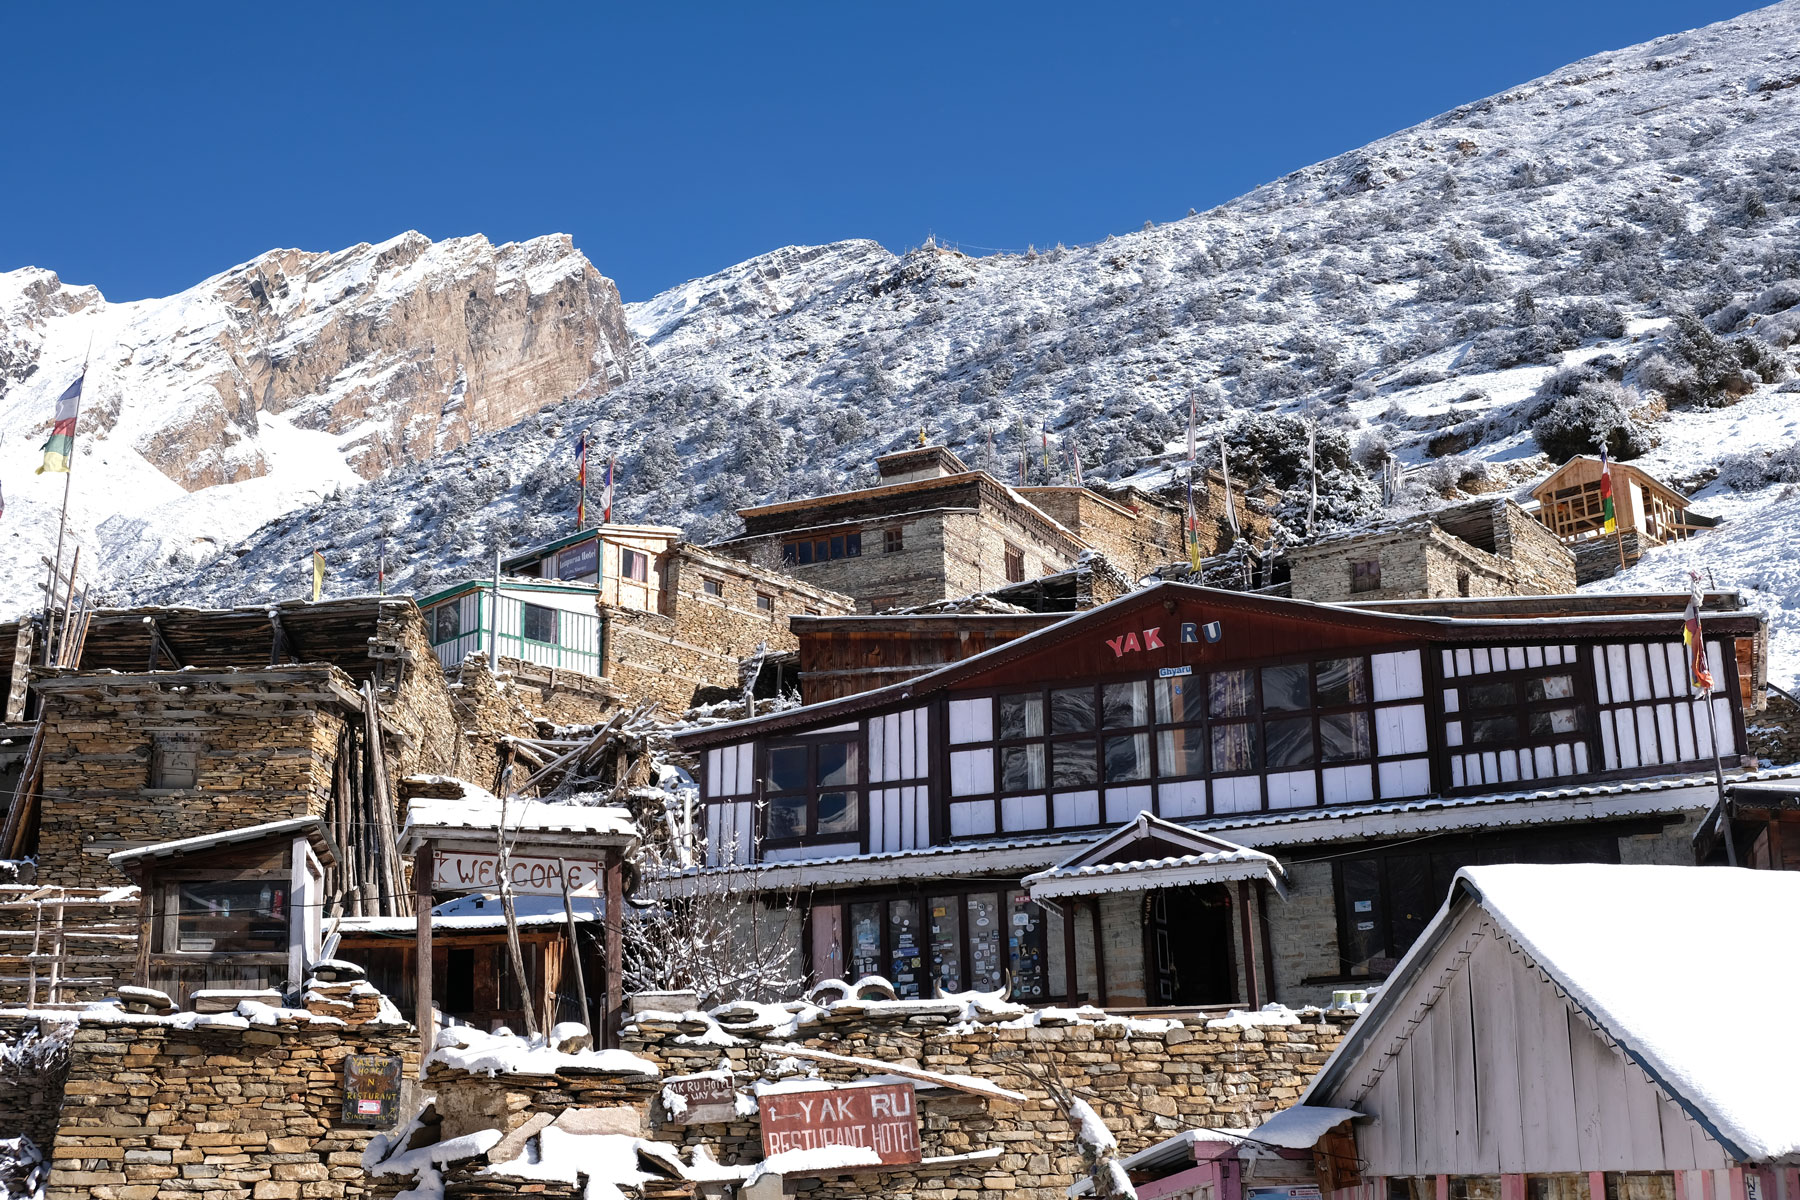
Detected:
left=1, top=1, right=1761, bottom=304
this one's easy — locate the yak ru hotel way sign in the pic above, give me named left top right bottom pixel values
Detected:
left=759, top=1082, right=921, bottom=1166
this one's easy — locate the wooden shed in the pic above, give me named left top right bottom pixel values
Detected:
left=1291, top=863, right=1800, bottom=1200
left=1531, top=457, right=1707, bottom=549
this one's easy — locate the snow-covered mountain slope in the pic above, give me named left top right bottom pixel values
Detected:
left=46, top=2, right=1800, bottom=685
left=0, top=232, right=632, bottom=613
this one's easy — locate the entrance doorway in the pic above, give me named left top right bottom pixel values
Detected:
left=1145, top=884, right=1236, bottom=1006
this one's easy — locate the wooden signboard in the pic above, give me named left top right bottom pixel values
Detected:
left=341, top=1054, right=403, bottom=1128
left=759, top=1082, right=920, bottom=1165
left=432, top=850, right=605, bottom=896
left=663, top=1074, right=738, bottom=1125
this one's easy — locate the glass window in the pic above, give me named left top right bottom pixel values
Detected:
left=522, top=603, right=558, bottom=644
left=845, top=531, right=862, bottom=557
left=830, top=535, right=845, bottom=560
left=1103, top=734, right=1150, bottom=783
left=1157, top=727, right=1205, bottom=777
left=1210, top=669, right=1253, bottom=718
left=1154, top=677, right=1205, bottom=726
left=174, top=880, right=287, bottom=953
left=767, top=746, right=808, bottom=792
left=816, top=742, right=858, bottom=787
left=1101, top=682, right=1149, bottom=729
left=1471, top=716, right=1518, bottom=744
left=1320, top=712, right=1371, bottom=762
left=884, top=528, right=904, bottom=554
left=1453, top=1180, right=1505, bottom=1200
left=1528, top=674, right=1577, bottom=701
left=1528, top=708, right=1583, bottom=736
left=1049, top=687, right=1096, bottom=734
left=1006, top=891, right=1048, bottom=1000
left=1465, top=680, right=1515, bottom=708
left=967, top=893, right=1003, bottom=990
left=887, top=899, right=923, bottom=997
left=816, top=792, right=857, bottom=834
left=1212, top=724, right=1257, bottom=772
left=1316, top=658, right=1368, bottom=707
left=1339, top=858, right=1383, bottom=975
left=702, top=578, right=723, bottom=597
left=928, top=898, right=962, bottom=994
left=999, top=745, right=1045, bottom=792
left=998, top=693, right=1044, bottom=740
left=766, top=795, right=807, bottom=840
left=1265, top=717, right=1314, bottom=768
left=1261, top=663, right=1311, bottom=712
left=1050, top=739, right=1098, bottom=788
left=621, top=549, right=650, bottom=581
left=849, top=903, right=882, bottom=980
left=795, top=541, right=813, bottom=565
left=756, top=593, right=773, bottom=611
left=433, top=603, right=461, bottom=643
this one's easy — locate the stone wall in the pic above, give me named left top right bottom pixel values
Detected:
left=374, top=603, right=464, bottom=785
left=1573, top=530, right=1645, bottom=585
left=44, top=1017, right=418, bottom=1200
left=1291, top=513, right=1574, bottom=606
left=1015, top=490, right=1188, bottom=580
left=620, top=1004, right=1354, bottom=1200
left=446, top=652, right=624, bottom=790
left=1747, top=689, right=1800, bottom=766
left=0, top=1017, right=69, bottom=1156
left=940, top=511, right=1083, bottom=605
left=33, top=669, right=352, bottom=888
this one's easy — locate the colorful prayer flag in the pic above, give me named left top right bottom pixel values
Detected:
left=1683, top=575, right=1714, bottom=693
left=1219, top=432, right=1240, bottom=540
left=312, top=550, right=327, bottom=603
left=576, top=433, right=588, bottom=528
left=1598, top=446, right=1617, bottom=535
left=602, top=456, right=615, bottom=524
left=1184, top=477, right=1203, bottom=571
left=37, top=375, right=81, bottom=475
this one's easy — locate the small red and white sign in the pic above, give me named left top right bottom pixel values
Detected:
left=759, top=1082, right=920, bottom=1166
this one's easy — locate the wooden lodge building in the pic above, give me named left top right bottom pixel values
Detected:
left=1290, top=863, right=1800, bottom=1193
left=668, top=583, right=1779, bottom=1010
left=1530, top=456, right=1719, bottom=582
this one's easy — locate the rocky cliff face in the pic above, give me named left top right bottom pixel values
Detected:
left=1, top=231, right=633, bottom=492
left=0, top=232, right=634, bottom=613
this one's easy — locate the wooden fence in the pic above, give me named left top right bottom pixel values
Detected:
left=0, top=885, right=139, bottom=1007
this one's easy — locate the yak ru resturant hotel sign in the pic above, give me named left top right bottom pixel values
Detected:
left=759, top=1082, right=921, bottom=1166
left=1104, top=619, right=1223, bottom=658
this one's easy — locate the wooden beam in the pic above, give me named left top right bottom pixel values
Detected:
left=1060, top=899, right=1078, bottom=1003
left=1088, top=897, right=1107, bottom=1008
left=1237, top=879, right=1261, bottom=1009
left=414, top=845, right=433, bottom=1080
left=604, top=848, right=623, bottom=1049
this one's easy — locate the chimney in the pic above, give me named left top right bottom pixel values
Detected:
left=875, top=445, right=971, bottom=485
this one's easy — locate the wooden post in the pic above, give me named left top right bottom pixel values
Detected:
left=558, top=859, right=591, bottom=1034
left=134, top=878, right=153, bottom=990
left=1088, top=898, right=1107, bottom=1008
left=1060, top=899, right=1078, bottom=1003
left=1237, top=879, right=1262, bottom=1009
left=5, top=622, right=34, bottom=723
left=414, top=846, right=433, bottom=1080
left=604, top=849, right=624, bottom=1049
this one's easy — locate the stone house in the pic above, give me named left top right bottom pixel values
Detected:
left=420, top=528, right=854, bottom=713
left=667, top=582, right=1779, bottom=1012
left=1287, top=498, right=1575, bottom=604
left=710, top=445, right=1223, bottom=613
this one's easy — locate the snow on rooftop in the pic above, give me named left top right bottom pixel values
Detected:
left=403, top=792, right=636, bottom=840
left=1461, top=863, right=1800, bottom=1163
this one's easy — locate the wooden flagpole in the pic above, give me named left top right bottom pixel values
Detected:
left=43, top=336, right=92, bottom=665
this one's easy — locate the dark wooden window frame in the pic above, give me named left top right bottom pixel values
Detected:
left=1329, top=826, right=1629, bottom=981
left=782, top=530, right=863, bottom=566
left=759, top=733, right=865, bottom=851
left=883, top=527, right=904, bottom=554
left=811, top=882, right=1058, bottom=1001
left=939, top=647, right=1433, bottom=839
left=1003, top=543, right=1026, bottom=584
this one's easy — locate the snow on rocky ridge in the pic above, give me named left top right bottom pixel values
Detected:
left=0, top=231, right=633, bottom=616
left=14, top=3, right=1800, bottom=684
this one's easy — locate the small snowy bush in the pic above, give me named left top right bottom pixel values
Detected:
left=1531, top=380, right=1653, bottom=461
left=1718, top=442, right=1800, bottom=490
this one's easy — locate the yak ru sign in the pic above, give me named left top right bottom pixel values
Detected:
left=759, top=1082, right=921, bottom=1165
left=1104, top=620, right=1223, bottom=659
left=431, top=850, right=604, bottom=896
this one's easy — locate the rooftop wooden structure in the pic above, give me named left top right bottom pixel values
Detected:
left=1531, top=455, right=1706, bottom=548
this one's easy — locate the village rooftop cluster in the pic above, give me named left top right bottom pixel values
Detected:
left=0, top=438, right=1794, bottom=1200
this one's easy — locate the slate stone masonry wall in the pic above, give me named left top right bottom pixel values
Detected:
left=44, top=1018, right=417, bottom=1200
left=621, top=1005, right=1354, bottom=1200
